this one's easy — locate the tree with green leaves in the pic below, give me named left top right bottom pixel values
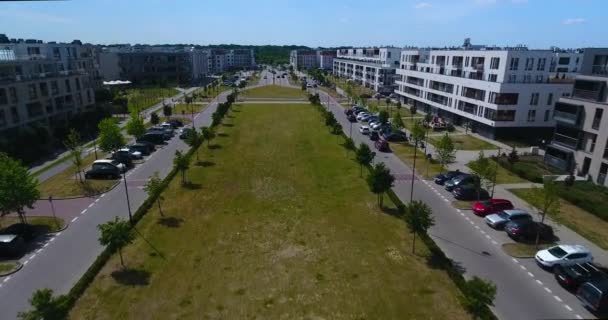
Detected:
left=378, top=110, right=389, bottom=124
left=173, top=150, right=190, bottom=185
left=396, top=101, right=402, bottom=111
left=150, top=111, right=160, bottom=126
left=17, top=288, right=67, bottom=320
left=392, top=112, right=405, bottom=132
left=463, top=276, right=496, bottom=319
left=434, top=133, right=457, bottom=172
left=126, top=111, right=146, bottom=139
left=409, top=104, right=417, bottom=125
left=529, top=179, right=560, bottom=246
left=144, top=171, right=164, bottom=216
left=355, top=143, right=374, bottom=177
left=468, top=151, right=496, bottom=200
left=64, top=129, right=84, bottom=182
left=408, top=121, right=426, bottom=202
left=163, top=104, right=172, bottom=118
left=343, top=137, right=356, bottom=153
left=185, top=129, right=203, bottom=161
left=0, top=153, right=40, bottom=224
left=98, top=118, right=125, bottom=152
left=98, top=217, right=135, bottom=268
left=366, top=163, right=395, bottom=207
left=403, top=200, right=435, bottom=254
left=201, top=127, right=215, bottom=148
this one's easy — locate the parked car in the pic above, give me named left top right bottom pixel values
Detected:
left=370, top=131, right=380, bottom=141
left=129, top=143, right=153, bottom=156
left=473, top=199, right=514, bottom=217
left=505, top=219, right=554, bottom=242
left=382, top=131, right=408, bottom=142
left=357, top=113, right=371, bottom=122
left=179, top=128, right=194, bottom=139
left=434, top=170, right=463, bottom=185
left=375, top=139, right=390, bottom=152
left=359, top=125, right=371, bottom=135
left=485, top=209, right=531, bottom=228
left=444, top=174, right=478, bottom=191
left=365, top=116, right=379, bottom=123
left=0, top=234, right=25, bottom=257
left=110, top=150, right=134, bottom=167
left=0, top=223, right=37, bottom=241
left=353, top=109, right=367, bottom=116
left=165, top=119, right=184, bottom=128
left=344, top=108, right=354, bottom=115
left=370, top=122, right=384, bottom=131
left=577, top=276, right=608, bottom=313
left=113, top=148, right=142, bottom=161
left=85, top=160, right=123, bottom=179
left=554, top=262, right=607, bottom=290
left=535, top=245, right=593, bottom=269
left=138, top=132, right=165, bottom=145
left=347, top=114, right=357, bottom=122
left=161, top=122, right=177, bottom=131
left=146, top=127, right=172, bottom=140
left=452, top=184, right=489, bottom=200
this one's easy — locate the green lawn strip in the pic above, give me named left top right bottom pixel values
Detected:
left=69, top=103, right=468, bottom=320
left=391, top=143, right=443, bottom=179
left=0, top=261, right=20, bottom=274
left=429, top=134, right=497, bottom=151
left=502, top=243, right=554, bottom=258
left=242, top=85, right=307, bottom=98
left=451, top=201, right=476, bottom=210
left=510, top=188, right=608, bottom=250
left=465, top=160, right=527, bottom=184
left=172, top=104, right=206, bottom=116
left=126, top=87, right=180, bottom=113
left=38, top=152, right=117, bottom=199
left=495, top=156, right=564, bottom=183
left=1, top=216, right=65, bottom=233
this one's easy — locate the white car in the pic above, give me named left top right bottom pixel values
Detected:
left=370, top=122, right=384, bottom=131
left=117, top=148, right=142, bottom=160
left=535, top=244, right=593, bottom=268
left=358, top=114, right=372, bottom=122
left=359, top=125, right=371, bottom=135
left=356, top=112, right=369, bottom=121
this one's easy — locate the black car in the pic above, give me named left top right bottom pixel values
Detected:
left=138, top=132, right=165, bottom=145
left=353, top=109, right=367, bottom=116
left=344, top=108, right=354, bottom=115
left=554, top=262, right=607, bottom=290
left=179, top=128, right=194, bottom=139
left=0, top=223, right=37, bottom=241
left=382, top=131, right=408, bottom=142
left=434, top=171, right=463, bottom=185
left=504, top=219, right=554, bottom=241
left=452, top=184, right=489, bottom=200
left=129, top=143, right=153, bottom=156
left=165, top=119, right=184, bottom=128
left=374, top=139, right=390, bottom=152
left=85, top=161, right=121, bottom=179
left=370, top=131, right=379, bottom=141
left=444, top=174, right=479, bottom=191
left=110, top=151, right=134, bottom=168
left=347, top=114, right=357, bottom=122
left=577, top=276, right=608, bottom=313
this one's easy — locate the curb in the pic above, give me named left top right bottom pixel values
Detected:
left=37, top=180, right=120, bottom=201
left=0, top=261, right=23, bottom=277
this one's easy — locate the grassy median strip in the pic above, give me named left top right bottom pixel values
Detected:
left=242, top=84, right=306, bottom=99
left=69, top=103, right=468, bottom=320
left=391, top=143, right=443, bottom=179
left=0, top=216, right=65, bottom=233
left=428, top=134, right=497, bottom=151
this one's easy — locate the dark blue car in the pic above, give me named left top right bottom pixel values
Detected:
left=434, top=170, right=463, bottom=185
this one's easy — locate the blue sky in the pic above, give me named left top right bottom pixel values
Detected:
left=0, top=0, right=605, bottom=48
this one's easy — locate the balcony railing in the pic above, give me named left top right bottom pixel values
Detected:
left=552, top=133, right=580, bottom=150
left=572, top=89, right=602, bottom=101
left=545, top=153, right=570, bottom=172
left=553, top=110, right=580, bottom=126
left=597, top=173, right=607, bottom=186
left=591, top=65, right=608, bottom=76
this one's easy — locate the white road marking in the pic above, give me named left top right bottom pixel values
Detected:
left=465, top=217, right=470, bottom=221
left=81, top=209, right=87, bottom=214
left=23, top=260, right=29, bottom=265
left=485, top=235, right=491, bottom=239
left=536, top=280, right=543, bottom=285
left=520, top=265, right=527, bottom=270
left=71, top=217, right=78, bottom=223
left=512, top=258, right=519, bottom=263
left=456, top=209, right=462, bottom=213
left=564, top=305, right=572, bottom=311
left=3, top=276, right=11, bottom=283
left=56, top=232, right=62, bottom=236
left=43, top=243, right=49, bottom=248
left=544, top=287, right=552, bottom=293
left=100, top=194, right=105, bottom=198
left=88, top=203, right=94, bottom=208
left=469, top=221, right=474, bottom=225
left=95, top=198, right=100, bottom=203
left=49, top=238, right=55, bottom=242
left=575, top=315, right=583, bottom=319
left=30, top=254, right=36, bottom=260
left=491, top=240, right=498, bottom=245
left=480, top=230, right=485, bottom=234
left=474, top=225, right=480, bottom=229
left=554, top=296, right=562, bottom=302
left=460, top=213, right=465, bottom=217
left=527, top=272, right=534, bottom=277
left=36, top=249, right=43, bottom=254
left=443, top=198, right=449, bottom=202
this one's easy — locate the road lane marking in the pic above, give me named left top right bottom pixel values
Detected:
left=536, top=280, right=543, bottom=285
left=465, top=217, right=470, bottom=221
left=469, top=221, right=474, bottom=225
left=564, top=305, right=572, bottom=311
left=49, top=238, right=55, bottom=242
left=544, top=287, right=552, bottom=293
left=527, top=272, right=534, bottom=277
left=100, top=194, right=105, bottom=198
left=3, top=276, right=11, bottom=282
left=554, top=296, right=562, bottom=302
left=491, top=240, right=498, bottom=245
left=88, top=203, right=94, bottom=208
left=474, top=225, right=480, bottom=229
left=520, top=265, right=527, bottom=270
left=81, top=209, right=87, bottom=214
left=460, top=213, right=465, bottom=217
left=456, top=209, right=461, bottom=213
left=23, top=260, right=29, bottom=265
left=30, top=254, right=36, bottom=260
left=95, top=198, right=100, bottom=203
left=43, top=243, right=49, bottom=248
left=512, top=258, right=519, bottom=263
left=443, top=198, right=449, bottom=202
left=71, top=217, right=78, bottom=222
left=36, top=249, right=43, bottom=254
left=485, top=235, right=491, bottom=239
left=480, top=230, right=485, bottom=234
left=575, top=315, right=582, bottom=319
left=56, top=232, right=61, bottom=236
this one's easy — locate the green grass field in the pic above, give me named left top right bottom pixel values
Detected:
left=429, top=134, right=497, bottom=151
left=172, top=104, right=206, bottom=116
left=69, top=103, right=468, bottom=320
left=242, top=85, right=307, bottom=99
left=465, top=160, right=527, bottom=185
left=125, top=87, right=179, bottom=113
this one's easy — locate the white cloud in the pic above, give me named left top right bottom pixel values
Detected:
left=414, top=2, right=432, bottom=9
left=563, top=18, right=586, bottom=25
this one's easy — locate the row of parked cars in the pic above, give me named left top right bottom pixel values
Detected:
left=345, top=106, right=408, bottom=152
left=435, top=169, right=607, bottom=314
left=84, top=119, right=185, bottom=179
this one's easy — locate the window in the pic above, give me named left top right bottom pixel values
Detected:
left=489, top=92, right=519, bottom=105
left=509, top=57, right=519, bottom=70
left=465, top=56, right=470, bottom=67
left=10, top=106, right=19, bottom=123
left=75, top=78, right=81, bottom=91
left=8, top=87, right=18, bottom=103
left=527, top=110, right=536, bottom=122
left=65, top=79, right=71, bottom=92
left=536, top=75, right=544, bottom=83
left=488, top=74, right=498, bottom=82
left=0, top=89, right=7, bottom=105
left=592, top=108, right=603, bottom=129
left=559, top=57, right=570, bottom=65
left=508, top=74, right=517, bottom=83
left=28, top=84, right=38, bottom=100
left=490, top=57, right=500, bottom=69
left=547, top=93, right=553, bottom=106
left=537, top=58, right=546, bottom=71
left=50, top=81, right=59, bottom=95
left=39, top=82, right=49, bottom=97
left=525, top=58, right=534, bottom=71
left=496, top=110, right=516, bottom=121
left=45, top=100, right=53, bottom=114
left=530, top=93, right=539, bottom=105
left=523, top=74, right=531, bottom=83
left=544, top=110, right=551, bottom=122
left=86, top=90, right=92, bottom=103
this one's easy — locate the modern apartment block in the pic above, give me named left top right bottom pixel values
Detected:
left=544, top=48, right=608, bottom=186
left=332, top=47, right=402, bottom=94
left=99, top=46, right=255, bottom=85
left=0, top=35, right=97, bottom=138
left=395, top=40, right=582, bottom=139
left=289, top=50, right=337, bottom=70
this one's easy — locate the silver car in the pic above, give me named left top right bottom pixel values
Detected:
left=485, top=209, right=532, bottom=229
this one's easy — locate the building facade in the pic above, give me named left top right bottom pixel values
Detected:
left=544, top=48, right=608, bottom=186
left=332, top=47, right=402, bottom=94
left=395, top=43, right=582, bottom=139
left=0, top=35, right=97, bottom=138
left=290, top=50, right=319, bottom=70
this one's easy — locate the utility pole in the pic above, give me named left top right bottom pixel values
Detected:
left=123, top=172, right=133, bottom=224
left=48, top=196, right=59, bottom=230
left=410, top=137, right=418, bottom=204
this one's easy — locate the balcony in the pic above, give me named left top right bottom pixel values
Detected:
left=592, top=65, right=608, bottom=76
left=597, top=173, right=606, bottom=186
left=544, top=153, right=571, bottom=172
left=552, top=133, right=580, bottom=150
left=573, top=89, right=602, bottom=101
left=553, top=110, right=580, bottom=126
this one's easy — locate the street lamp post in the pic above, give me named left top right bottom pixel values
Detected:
left=410, top=138, right=418, bottom=204
left=48, top=196, right=59, bottom=230
left=349, top=121, right=353, bottom=138
left=122, top=172, right=133, bottom=224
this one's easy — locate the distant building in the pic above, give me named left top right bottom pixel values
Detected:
left=544, top=48, right=608, bottom=186
left=318, top=50, right=337, bottom=70
left=333, top=47, right=402, bottom=94
left=289, top=49, right=337, bottom=71
left=394, top=40, right=582, bottom=139
left=0, top=35, right=98, bottom=138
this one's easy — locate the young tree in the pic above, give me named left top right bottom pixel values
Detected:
left=173, top=150, right=190, bottom=185
left=17, top=288, right=67, bottom=320
left=468, top=151, right=496, bottom=200
left=463, top=276, right=497, bottom=319
left=201, top=127, right=215, bottom=147
left=403, top=200, right=435, bottom=254
left=64, top=129, right=84, bottom=182
left=126, top=112, right=146, bottom=139
left=144, top=171, right=164, bottom=216
left=163, top=104, right=172, bottom=118
left=434, top=133, right=457, bottom=172
left=409, top=104, right=417, bottom=125
left=98, top=118, right=125, bottom=152
left=391, top=112, right=405, bottom=132
left=366, top=163, right=395, bottom=207
left=0, top=153, right=40, bottom=224
left=185, top=129, right=203, bottom=161
left=355, top=143, right=374, bottom=177
left=409, top=121, right=426, bottom=202
left=529, top=180, right=560, bottom=246
left=378, top=110, right=390, bottom=124
left=98, top=217, right=135, bottom=268
left=343, top=137, right=356, bottom=153
left=396, top=101, right=402, bottom=111
left=150, top=111, right=160, bottom=125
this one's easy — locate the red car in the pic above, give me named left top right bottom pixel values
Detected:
left=472, top=199, right=513, bottom=216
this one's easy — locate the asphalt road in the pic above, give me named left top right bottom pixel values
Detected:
left=0, top=88, right=228, bottom=319
left=310, top=86, right=595, bottom=320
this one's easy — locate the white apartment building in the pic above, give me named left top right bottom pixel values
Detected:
left=395, top=42, right=582, bottom=139
left=333, top=47, right=402, bottom=94
left=545, top=48, right=608, bottom=186
left=290, top=50, right=319, bottom=70
left=0, top=35, right=97, bottom=137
